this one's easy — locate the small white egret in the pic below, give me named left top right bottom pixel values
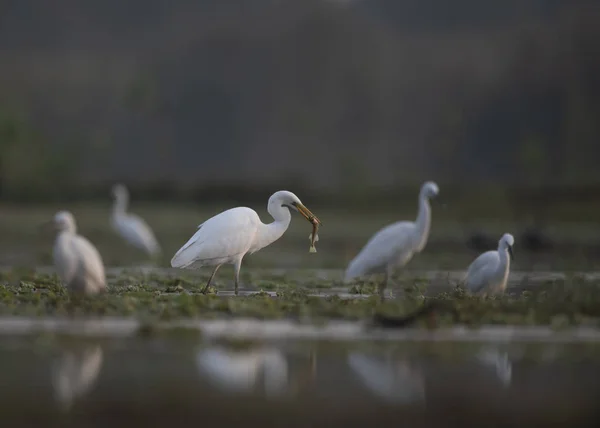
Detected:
left=171, top=190, right=321, bottom=295
left=344, top=181, right=439, bottom=299
left=44, top=211, right=107, bottom=296
left=464, top=233, right=514, bottom=296
left=111, top=184, right=161, bottom=258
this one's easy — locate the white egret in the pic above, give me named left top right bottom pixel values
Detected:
left=344, top=181, right=439, bottom=299
left=111, top=184, right=161, bottom=258
left=44, top=211, right=107, bottom=296
left=464, top=233, right=514, bottom=296
left=170, top=190, right=321, bottom=295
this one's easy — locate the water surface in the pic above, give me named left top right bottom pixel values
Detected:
left=1, top=333, right=599, bottom=427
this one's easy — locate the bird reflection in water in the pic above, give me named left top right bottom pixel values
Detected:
left=195, top=346, right=316, bottom=399
left=51, top=343, right=104, bottom=410
left=347, top=352, right=425, bottom=405
left=475, top=347, right=512, bottom=387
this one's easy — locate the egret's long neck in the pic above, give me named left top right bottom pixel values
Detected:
left=413, top=195, right=431, bottom=252
left=252, top=207, right=292, bottom=252
left=113, top=194, right=128, bottom=216
left=497, top=245, right=511, bottom=276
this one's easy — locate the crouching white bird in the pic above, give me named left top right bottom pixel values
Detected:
left=111, top=184, right=161, bottom=258
left=171, top=190, right=321, bottom=295
left=44, top=211, right=107, bottom=296
left=464, top=233, right=514, bottom=296
left=344, top=181, right=439, bottom=299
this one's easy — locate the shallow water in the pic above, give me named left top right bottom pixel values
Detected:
left=1, top=333, right=599, bottom=427
left=2, top=263, right=600, bottom=426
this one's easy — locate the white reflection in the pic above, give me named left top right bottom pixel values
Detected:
left=475, top=347, right=512, bottom=387
left=51, top=344, right=104, bottom=410
left=347, top=352, right=425, bottom=404
left=196, top=346, right=289, bottom=398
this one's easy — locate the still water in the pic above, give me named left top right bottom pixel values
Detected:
left=1, top=331, right=599, bottom=427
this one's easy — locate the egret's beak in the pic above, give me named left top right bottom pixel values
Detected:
left=293, top=202, right=322, bottom=225
left=508, top=245, right=514, bottom=261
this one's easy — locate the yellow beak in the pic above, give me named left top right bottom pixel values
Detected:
left=295, top=203, right=322, bottom=225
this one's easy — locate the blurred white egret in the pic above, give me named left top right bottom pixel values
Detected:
left=347, top=352, right=425, bottom=404
left=111, top=184, right=161, bottom=258
left=344, top=181, right=439, bottom=299
left=171, top=190, right=321, bottom=295
left=464, top=233, right=514, bottom=296
left=195, top=347, right=289, bottom=398
left=52, top=344, right=104, bottom=410
left=45, top=211, right=107, bottom=296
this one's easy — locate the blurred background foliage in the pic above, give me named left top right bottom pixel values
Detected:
left=0, top=0, right=598, bottom=211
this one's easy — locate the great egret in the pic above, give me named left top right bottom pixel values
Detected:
left=170, top=190, right=321, bottom=295
left=344, top=181, right=439, bottom=299
left=44, top=211, right=107, bottom=296
left=111, top=184, right=161, bottom=258
left=464, top=233, right=514, bottom=295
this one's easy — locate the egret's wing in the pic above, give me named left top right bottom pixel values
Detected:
left=53, top=236, right=77, bottom=284
left=117, top=213, right=161, bottom=255
left=71, top=235, right=106, bottom=291
left=171, top=207, right=259, bottom=268
left=345, top=222, right=414, bottom=280
left=464, top=251, right=498, bottom=292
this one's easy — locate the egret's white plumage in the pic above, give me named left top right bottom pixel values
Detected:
left=50, top=211, right=107, bottom=296
left=464, top=233, right=514, bottom=295
left=171, top=190, right=320, bottom=295
left=111, top=184, right=161, bottom=258
left=344, top=181, right=439, bottom=299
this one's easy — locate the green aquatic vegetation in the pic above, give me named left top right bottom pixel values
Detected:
left=0, top=269, right=599, bottom=327
left=252, top=280, right=280, bottom=291
left=348, top=281, right=378, bottom=295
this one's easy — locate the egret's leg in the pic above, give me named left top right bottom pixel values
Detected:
left=201, top=264, right=222, bottom=294
left=233, top=258, right=243, bottom=296
left=379, top=265, right=394, bottom=301
left=379, top=272, right=388, bottom=301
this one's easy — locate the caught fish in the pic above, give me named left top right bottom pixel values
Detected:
left=308, top=219, right=320, bottom=253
